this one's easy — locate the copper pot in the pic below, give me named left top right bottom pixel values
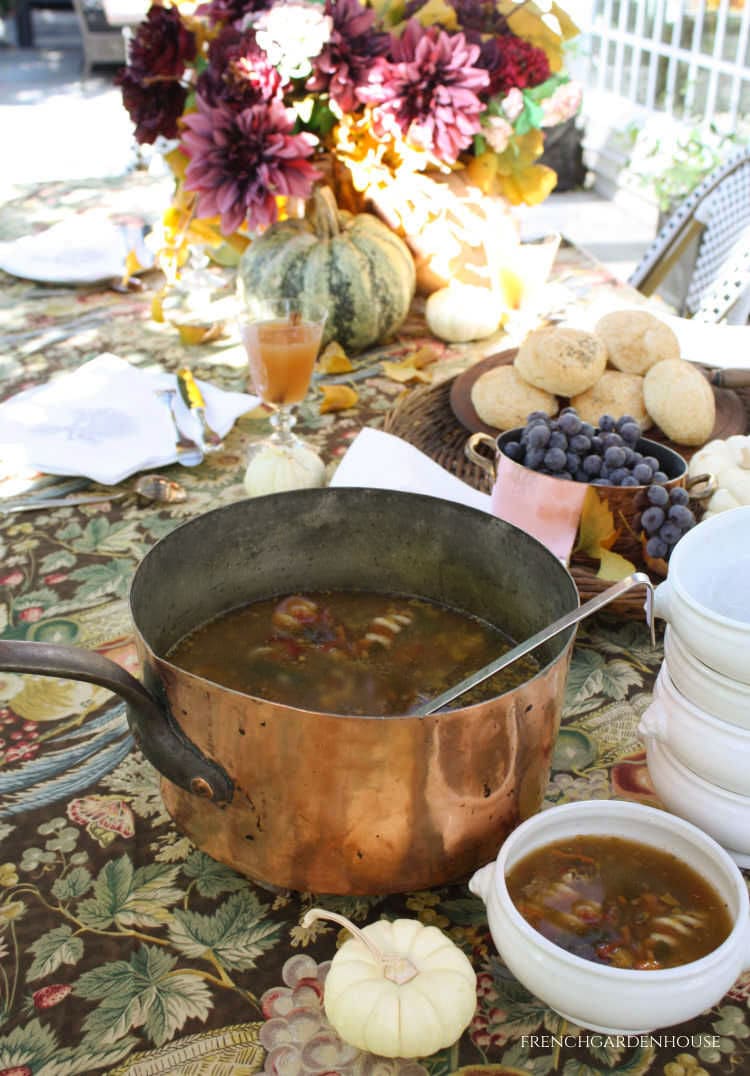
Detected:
left=0, top=489, right=578, bottom=894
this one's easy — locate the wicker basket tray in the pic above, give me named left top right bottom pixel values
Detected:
left=383, top=375, right=750, bottom=618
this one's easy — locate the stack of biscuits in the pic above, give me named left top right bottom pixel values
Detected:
left=471, top=310, right=716, bottom=447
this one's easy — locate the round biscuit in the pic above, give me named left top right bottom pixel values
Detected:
left=643, top=359, right=715, bottom=445
left=571, top=370, right=649, bottom=429
left=514, top=327, right=607, bottom=396
left=596, top=309, right=680, bottom=374
left=471, top=365, right=557, bottom=430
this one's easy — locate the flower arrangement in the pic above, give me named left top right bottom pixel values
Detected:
left=117, top=0, right=581, bottom=269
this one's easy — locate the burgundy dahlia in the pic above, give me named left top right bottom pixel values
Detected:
left=181, top=96, right=320, bottom=233
left=307, top=0, right=390, bottom=114
left=126, top=3, right=196, bottom=82
left=478, top=34, right=551, bottom=98
left=196, top=0, right=272, bottom=28
left=448, top=0, right=509, bottom=35
left=117, top=70, right=188, bottom=143
left=358, top=20, right=489, bottom=164
left=196, top=27, right=283, bottom=109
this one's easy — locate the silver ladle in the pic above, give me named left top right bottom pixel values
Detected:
left=412, top=571, right=656, bottom=716
left=0, top=474, right=187, bottom=515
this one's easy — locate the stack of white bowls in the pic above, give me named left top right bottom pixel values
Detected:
left=638, top=506, right=750, bottom=867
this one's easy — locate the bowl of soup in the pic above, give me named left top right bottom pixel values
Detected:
left=469, top=799, right=750, bottom=1033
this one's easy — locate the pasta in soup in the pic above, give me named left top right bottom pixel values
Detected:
left=506, top=835, right=732, bottom=970
left=167, top=591, right=539, bottom=715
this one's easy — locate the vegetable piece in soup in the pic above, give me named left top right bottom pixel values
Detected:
left=167, top=590, right=539, bottom=715
left=506, top=835, right=732, bottom=969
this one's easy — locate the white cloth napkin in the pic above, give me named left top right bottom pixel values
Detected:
left=0, top=353, right=258, bottom=485
left=0, top=215, right=153, bottom=285
left=330, top=427, right=492, bottom=513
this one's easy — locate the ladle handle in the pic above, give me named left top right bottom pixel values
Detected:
left=0, top=639, right=233, bottom=804
left=413, top=572, right=656, bottom=716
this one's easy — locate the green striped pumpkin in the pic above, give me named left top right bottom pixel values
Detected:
left=238, top=188, right=416, bottom=354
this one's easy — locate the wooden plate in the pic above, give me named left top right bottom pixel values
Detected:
left=449, top=350, right=748, bottom=459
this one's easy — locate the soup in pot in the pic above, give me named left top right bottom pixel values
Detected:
left=506, top=835, right=732, bottom=970
left=167, top=590, right=539, bottom=715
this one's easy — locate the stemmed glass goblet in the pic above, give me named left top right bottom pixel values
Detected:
left=238, top=295, right=328, bottom=492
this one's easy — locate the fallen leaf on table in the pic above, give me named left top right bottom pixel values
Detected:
left=409, top=344, right=441, bottom=369
left=151, top=291, right=166, bottom=323
left=319, top=342, right=353, bottom=374
left=319, top=384, right=359, bottom=413
left=381, top=358, right=432, bottom=384
left=575, top=487, right=636, bottom=581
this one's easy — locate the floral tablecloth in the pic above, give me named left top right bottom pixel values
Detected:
left=1, top=174, right=747, bottom=1076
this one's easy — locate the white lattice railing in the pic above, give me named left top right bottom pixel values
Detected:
left=570, top=0, right=750, bottom=125
left=566, top=0, right=750, bottom=195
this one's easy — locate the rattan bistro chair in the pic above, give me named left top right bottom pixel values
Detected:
left=628, top=146, right=750, bottom=324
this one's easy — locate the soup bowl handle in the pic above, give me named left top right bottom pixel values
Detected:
left=0, top=639, right=233, bottom=804
left=652, top=579, right=672, bottom=622
left=469, top=861, right=495, bottom=904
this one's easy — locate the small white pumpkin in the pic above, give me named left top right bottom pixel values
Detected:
left=688, top=435, right=750, bottom=517
left=301, top=908, right=476, bottom=1059
left=243, top=440, right=325, bottom=497
left=425, top=284, right=503, bottom=343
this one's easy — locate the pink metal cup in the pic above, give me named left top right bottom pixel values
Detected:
left=466, top=432, right=586, bottom=561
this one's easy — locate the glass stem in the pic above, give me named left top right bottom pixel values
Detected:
left=269, top=405, right=297, bottom=445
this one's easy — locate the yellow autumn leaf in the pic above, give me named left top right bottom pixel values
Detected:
left=381, top=359, right=432, bottom=384
left=163, top=146, right=189, bottom=181
left=498, top=267, right=524, bottom=309
left=465, top=149, right=500, bottom=196
left=498, top=163, right=559, bottom=207
left=576, top=487, right=619, bottom=558
left=319, top=342, right=353, bottom=374
left=412, top=0, right=458, bottom=30
left=319, top=384, right=359, bottom=413
left=552, top=2, right=581, bottom=40
left=597, top=548, right=639, bottom=582
left=151, top=291, right=165, bottom=323
left=409, top=344, right=441, bottom=369
left=503, top=3, right=568, bottom=71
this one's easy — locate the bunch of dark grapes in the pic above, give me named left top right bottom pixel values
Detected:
left=503, top=408, right=670, bottom=487
left=637, top=485, right=696, bottom=562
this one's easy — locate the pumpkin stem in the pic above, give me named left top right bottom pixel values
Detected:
left=301, top=908, right=419, bottom=984
left=309, top=187, right=341, bottom=240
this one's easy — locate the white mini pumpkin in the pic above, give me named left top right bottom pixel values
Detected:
left=301, top=908, right=476, bottom=1059
left=243, top=441, right=325, bottom=497
left=688, top=434, right=750, bottom=517
left=425, top=284, right=503, bottom=343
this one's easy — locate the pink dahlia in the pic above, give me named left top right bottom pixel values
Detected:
left=117, top=70, right=188, bottom=143
left=478, top=35, right=551, bottom=97
left=126, top=3, right=196, bottom=81
left=181, top=96, right=320, bottom=233
left=307, top=0, right=390, bottom=114
left=358, top=20, right=489, bottom=164
left=196, top=27, right=283, bottom=109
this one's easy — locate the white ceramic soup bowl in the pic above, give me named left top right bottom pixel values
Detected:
left=663, top=625, right=750, bottom=729
left=639, top=664, right=750, bottom=795
left=652, top=506, right=750, bottom=683
left=469, top=799, right=750, bottom=1034
left=644, top=735, right=750, bottom=869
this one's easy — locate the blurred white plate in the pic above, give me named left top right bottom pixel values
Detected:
left=0, top=214, right=154, bottom=285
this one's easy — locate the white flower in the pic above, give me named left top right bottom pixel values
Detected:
left=484, top=115, right=513, bottom=154
left=541, top=80, right=583, bottom=127
left=252, top=2, right=332, bottom=80
left=501, top=87, right=524, bottom=123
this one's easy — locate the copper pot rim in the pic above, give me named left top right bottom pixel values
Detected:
left=143, top=615, right=577, bottom=723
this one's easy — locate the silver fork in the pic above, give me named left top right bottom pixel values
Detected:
left=157, top=389, right=204, bottom=467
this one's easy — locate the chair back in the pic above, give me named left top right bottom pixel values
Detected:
left=628, top=147, right=750, bottom=324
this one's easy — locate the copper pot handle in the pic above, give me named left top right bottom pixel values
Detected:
left=686, top=472, right=718, bottom=500
left=465, top=433, right=498, bottom=479
left=0, top=639, right=233, bottom=804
